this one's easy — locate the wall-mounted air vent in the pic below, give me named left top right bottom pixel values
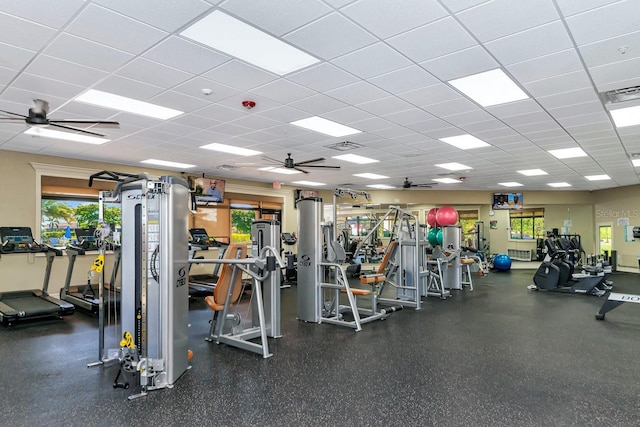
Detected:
left=325, top=141, right=363, bottom=151
left=602, top=85, right=640, bottom=103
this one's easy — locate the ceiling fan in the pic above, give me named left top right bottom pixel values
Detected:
left=401, top=177, right=438, bottom=189
left=0, top=99, right=119, bottom=137
left=262, top=153, right=341, bottom=174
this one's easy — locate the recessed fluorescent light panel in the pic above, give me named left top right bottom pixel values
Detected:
left=75, top=90, right=183, bottom=120
left=435, top=162, right=472, bottom=171
left=259, top=167, right=302, bottom=175
left=448, top=69, right=529, bottom=107
left=199, top=142, right=262, bottom=156
left=610, top=105, right=640, bottom=128
left=24, top=127, right=109, bottom=144
left=180, top=10, right=319, bottom=75
left=633, top=159, right=640, bottom=167
left=292, top=181, right=325, bottom=186
left=548, top=182, right=571, bottom=188
left=141, top=159, right=195, bottom=169
left=498, top=182, right=523, bottom=187
left=433, top=178, right=462, bottom=184
left=366, top=184, right=395, bottom=189
left=548, top=147, right=588, bottom=159
left=585, top=174, right=611, bottom=181
left=353, top=173, right=388, bottom=179
left=439, top=134, right=490, bottom=149
left=332, top=154, right=378, bottom=164
left=518, top=169, right=548, bottom=176
left=291, top=116, right=362, bottom=137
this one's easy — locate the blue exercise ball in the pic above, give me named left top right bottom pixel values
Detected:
left=493, top=253, right=512, bottom=271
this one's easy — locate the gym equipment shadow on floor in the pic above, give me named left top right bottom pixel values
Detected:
left=1, top=269, right=639, bottom=426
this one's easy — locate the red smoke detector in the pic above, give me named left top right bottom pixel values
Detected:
left=242, top=100, right=256, bottom=109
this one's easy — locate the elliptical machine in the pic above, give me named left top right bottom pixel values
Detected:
left=530, top=238, right=610, bottom=296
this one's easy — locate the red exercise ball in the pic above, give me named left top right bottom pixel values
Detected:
left=426, top=208, right=439, bottom=227
left=436, top=205, right=459, bottom=226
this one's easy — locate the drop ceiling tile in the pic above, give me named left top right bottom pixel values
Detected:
left=369, top=65, right=439, bottom=94
left=331, top=42, right=412, bottom=79
left=44, top=33, right=135, bottom=73
left=357, top=96, right=413, bottom=116
left=169, top=113, right=221, bottom=129
left=94, top=0, right=211, bottom=32
left=193, top=103, right=259, bottom=123
left=94, top=75, right=164, bottom=100
left=547, top=101, right=605, bottom=119
left=172, top=77, right=239, bottom=102
left=383, top=109, right=435, bottom=126
left=484, top=21, right=573, bottom=65
left=342, top=0, right=447, bottom=39
left=228, top=115, right=281, bottom=132
left=442, top=109, right=496, bottom=127
left=349, top=116, right=395, bottom=132
left=537, top=87, right=600, bottom=110
left=556, top=0, right=626, bottom=17
left=145, top=36, right=231, bottom=74
left=251, top=79, right=316, bottom=104
left=424, top=97, right=481, bottom=116
left=398, top=83, right=462, bottom=107
left=220, top=0, right=331, bottom=36
left=284, top=12, right=376, bottom=60
left=324, top=0, right=357, bottom=8
left=507, top=49, right=584, bottom=83
left=0, top=67, right=15, bottom=87
left=202, top=60, right=277, bottom=91
left=578, top=31, right=640, bottom=69
left=387, top=17, right=476, bottom=63
left=0, top=12, right=57, bottom=51
left=0, top=42, right=36, bottom=71
left=456, top=0, right=558, bottom=42
left=150, top=91, right=210, bottom=113
left=256, top=105, right=310, bottom=123
left=25, top=55, right=108, bottom=88
left=117, top=58, right=194, bottom=89
left=420, top=45, right=498, bottom=80
left=3, top=0, right=86, bottom=28
left=522, top=70, right=593, bottom=97
left=589, top=56, right=640, bottom=91
left=565, top=0, right=640, bottom=46
left=288, top=63, right=359, bottom=92
left=565, top=121, right=614, bottom=135
left=461, top=119, right=509, bottom=133
left=11, top=73, right=85, bottom=100
left=325, top=81, right=388, bottom=105
left=405, top=118, right=451, bottom=133
left=288, top=93, right=349, bottom=115
left=66, top=4, right=168, bottom=55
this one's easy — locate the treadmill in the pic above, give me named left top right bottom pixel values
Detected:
left=59, top=244, right=122, bottom=313
left=0, top=226, right=74, bottom=326
left=188, top=228, right=228, bottom=296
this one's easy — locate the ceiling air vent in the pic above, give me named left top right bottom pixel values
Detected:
left=325, top=141, right=363, bottom=151
left=602, top=85, right=640, bottom=103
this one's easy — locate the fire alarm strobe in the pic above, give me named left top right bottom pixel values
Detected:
left=242, top=100, right=256, bottom=109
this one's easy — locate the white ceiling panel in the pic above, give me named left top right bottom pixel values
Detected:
left=455, top=0, right=558, bottom=42
left=547, top=101, right=606, bottom=119
left=442, top=109, right=494, bottom=126
left=287, top=63, right=359, bottom=92
left=486, top=99, right=544, bottom=118
left=251, top=79, right=316, bottom=104
left=507, top=49, right=584, bottom=84
left=0, top=42, right=37, bottom=72
left=116, top=58, right=194, bottom=89
left=331, top=42, right=412, bottom=79
left=150, top=91, right=210, bottom=113
left=369, top=66, right=438, bottom=94
left=0, top=68, right=16, bottom=87
left=565, top=0, right=640, bottom=46
left=325, top=81, right=388, bottom=105
left=202, top=60, right=277, bottom=91
left=0, top=12, right=58, bottom=52
left=399, top=83, right=462, bottom=107
left=220, top=0, right=331, bottom=36
left=145, top=37, right=231, bottom=74
left=430, top=0, right=490, bottom=14
left=555, top=0, right=626, bottom=17
left=284, top=12, right=377, bottom=60
left=383, top=109, right=435, bottom=126
left=387, top=17, right=476, bottom=63
left=342, top=0, right=447, bottom=39
left=589, top=56, right=640, bottom=91
left=287, top=93, right=349, bottom=115
left=578, top=31, right=640, bottom=68
left=11, top=73, right=84, bottom=101
left=66, top=4, right=168, bottom=55
left=537, top=87, right=600, bottom=110
left=172, top=77, right=239, bottom=102
left=357, top=96, right=413, bottom=116
left=1, top=0, right=85, bottom=28
left=94, top=0, right=211, bottom=32
left=43, top=34, right=134, bottom=73
left=25, top=55, right=108, bottom=88
left=420, top=45, right=498, bottom=81
left=93, top=75, right=164, bottom=100
left=523, top=70, right=593, bottom=98
left=484, top=21, right=573, bottom=66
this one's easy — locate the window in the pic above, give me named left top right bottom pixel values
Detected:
left=510, top=208, right=544, bottom=240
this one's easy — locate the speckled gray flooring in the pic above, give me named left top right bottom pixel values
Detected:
left=2, top=270, right=640, bottom=426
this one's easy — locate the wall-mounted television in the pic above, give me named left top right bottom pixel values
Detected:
left=190, top=176, right=226, bottom=206
left=493, top=192, right=523, bottom=210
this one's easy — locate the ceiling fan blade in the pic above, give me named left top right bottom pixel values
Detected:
left=0, top=109, right=27, bottom=118
left=0, top=117, right=26, bottom=122
left=293, top=167, right=310, bottom=174
left=297, top=165, right=341, bottom=169
left=48, top=123, right=106, bottom=137
left=294, top=157, right=325, bottom=166
left=262, top=155, right=285, bottom=165
left=49, top=120, right=120, bottom=128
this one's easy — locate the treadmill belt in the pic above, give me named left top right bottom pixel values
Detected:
left=2, top=295, right=61, bottom=316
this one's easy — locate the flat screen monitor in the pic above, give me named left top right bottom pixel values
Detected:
left=493, top=192, right=523, bottom=210
left=191, top=177, right=225, bottom=205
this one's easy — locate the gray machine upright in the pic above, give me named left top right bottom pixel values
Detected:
left=442, top=226, right=462, bottom=290
left=296, top=198, right=323, bottom=322
left=251, top=219, right=281, bottom=338
left=120, top=175, right=190, bottom=397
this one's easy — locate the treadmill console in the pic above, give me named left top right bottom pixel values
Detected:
left=74, top=228, right=99, bottom=251
left=0, top=226, right=45, bottom=253
left=189, top=228, right=219, bottom=249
